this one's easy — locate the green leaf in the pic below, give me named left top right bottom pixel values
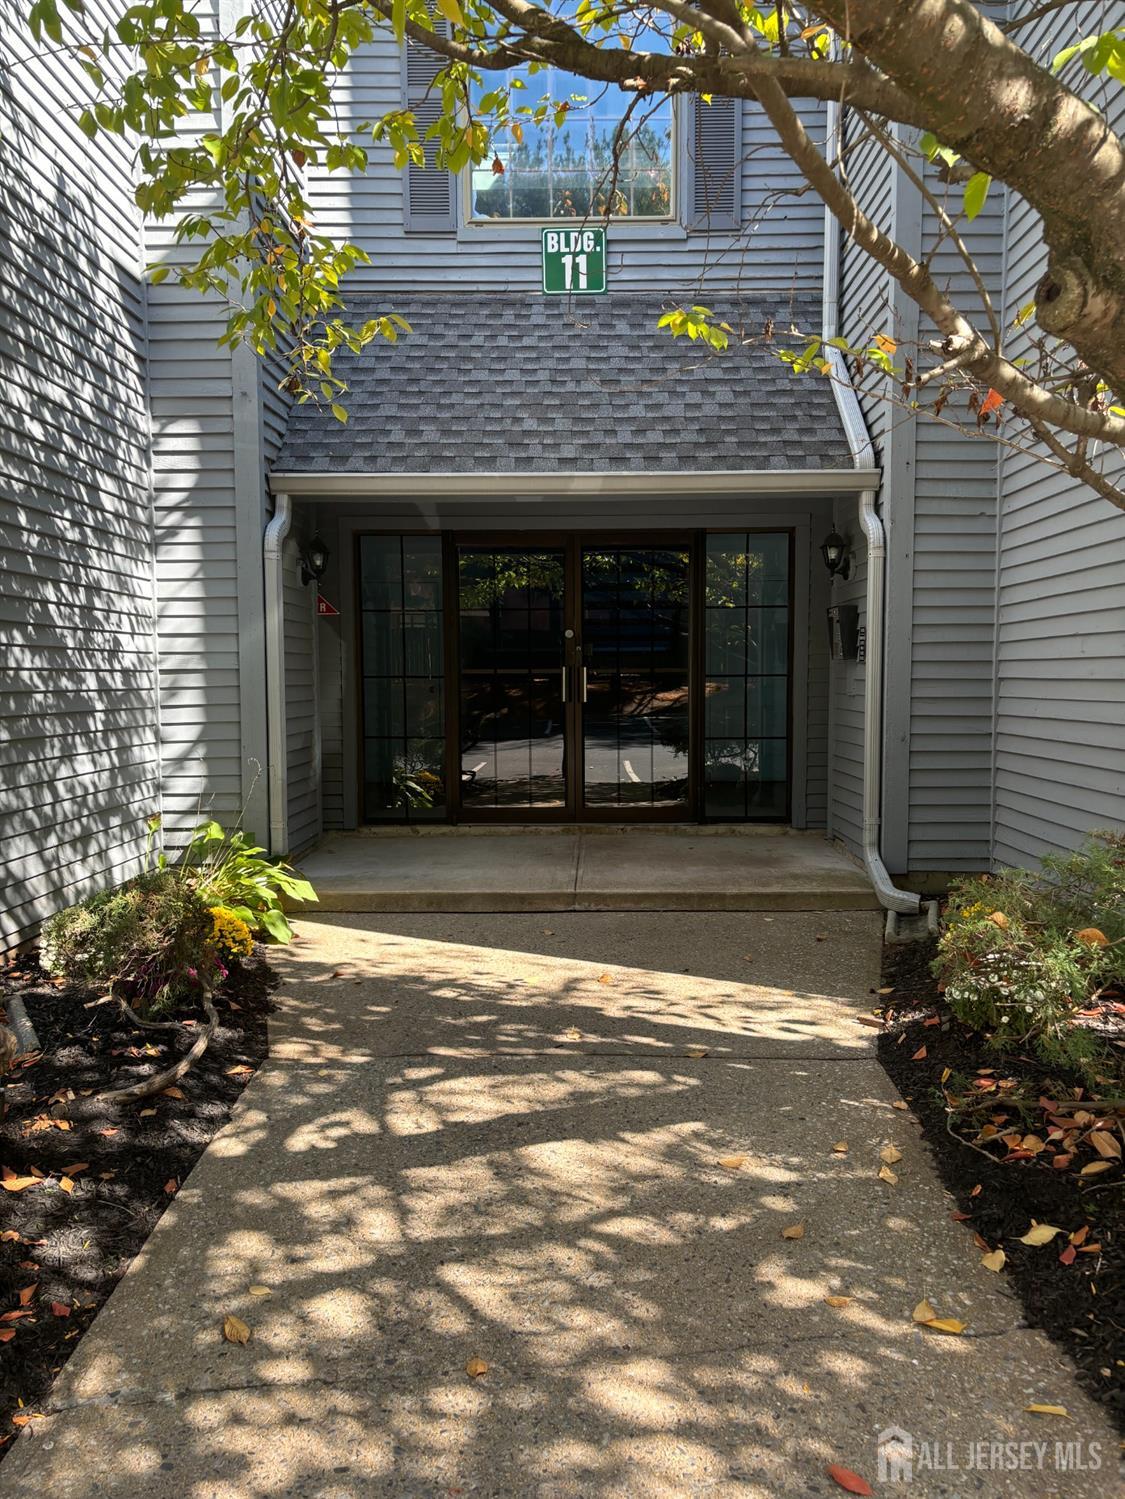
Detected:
left=963, top=172, right=991, bottom=221
left=330, top=402, right=348, bottom=424
left=259, top=907, right=293, bottom=943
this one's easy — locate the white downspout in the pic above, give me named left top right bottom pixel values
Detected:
left=823, top=99, right=922, bottom=921
left=857, top=488, right=920, bottom=915
left=263, top=491, right=292, bottom=856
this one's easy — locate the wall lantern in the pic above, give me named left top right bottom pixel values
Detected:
left=819, top=528, right=851, bottom=581
left=299, top=534, right=330, bottom=586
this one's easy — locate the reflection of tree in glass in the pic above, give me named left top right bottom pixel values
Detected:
left=474, top=120, right=672, bottom=219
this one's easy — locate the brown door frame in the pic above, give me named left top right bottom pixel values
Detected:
left=448, top=531, right=696, bottom=823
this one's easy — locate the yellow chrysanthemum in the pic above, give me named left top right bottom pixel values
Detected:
left=209, top=906, right=253, bottom=961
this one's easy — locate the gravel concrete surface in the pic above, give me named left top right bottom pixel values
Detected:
left=0, top=913, right=1117, bottom=1499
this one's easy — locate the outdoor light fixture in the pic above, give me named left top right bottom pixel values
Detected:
left=819, top=528, right=851, bottom=581
left=299, top=534, right=330, bottom=586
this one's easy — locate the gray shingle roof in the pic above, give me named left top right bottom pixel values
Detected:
left=274, top=294, right=853, bottom=474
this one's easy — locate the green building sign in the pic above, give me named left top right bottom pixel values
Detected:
left=541, top=227, right=608, bottom=295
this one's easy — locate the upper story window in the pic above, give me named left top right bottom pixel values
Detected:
left=468, top=67, right=675, bottom=222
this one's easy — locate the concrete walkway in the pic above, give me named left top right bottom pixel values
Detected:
left=297, top=828, right=879, bottom=912
left=1, top=913, right=1116, bottom=1498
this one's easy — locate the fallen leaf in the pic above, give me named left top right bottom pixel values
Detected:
left=950, top=1210, right=972, bottom=1222
left=1070, top=1224, right=1090, bottom=1247
left=1074, top=928, right=1107, bottom=947
left=877, top=986, right=894, bottom=995
left=0, top=1232, right=20, bottom=1243
left=824, top=1295, right=853, bottom=1308
left=97, top=1127, right=119, bottom=1137
left=1021, top=1134, right=1046, bottom=1155
left=60, top=1163, right=90, bottom=1175
left=49, top=1302, right=70, bottom=1318
left=248, top=1285, right=272, bottom=1297
left=0, top=1176, right=39, bottom=1193
left=161, top=1086, right=185, bottom=1100
left=1019, top=1221, right=1063, bottom=1246
left=987, top=911, right=1009, bottom=929
left=880, top=1145, right=903, bottom=1165
left=981, top=1249, right=1006, bottom=1273
left=781, top=1222, right=805, bottom=1240
left=825, top=1463, right=874, bottom=1495
left=912, top=1299, right=937, bottom=1323
left=717, top=1155, right=746, bottom=1170
left=139, top=1108, right=156, bottom=1118
left=164, top=1178, right=178, bottom=1195
left=922, top=1317, right=967, bottom=1335
left=1026, top=1404, right=1069, bottom=1418
left=855, top=1015, right=883, bottom=1029
left=58, top=1176, right=75, bottom=1195
left=878, top=1165, right=898, bottom=1185
left=911, top=1045, right=927, bottom=1061
left=222, top=1314, right=251, bottom=1345
left=0, top=1310, right=32, bottom=1324
left=0, top=1331, right=14, bottom=1343
left=596, top=974, right=614, bottom=986
left=685, top=1045, right=709, bottom=1058
left=1080, top=1160, right=1113, bottom=1176
left=1089, top=1130, right=1121, bottom=1160
left=563, top=1027, right=582, bottom=1040
left=225, top=1065, right=254, bottom=1077
left=1058, top=1245, right=1077, bottom=1266
left=892, top=1100, right=909, bottom=1111
left=465, top=1356, right=488, bottom=1377
left=17, top=1285, right=37, bottom=1307
left=970, top=1183, right=982, bottom=1197
left=832, top=1141, right=849, bottom=1154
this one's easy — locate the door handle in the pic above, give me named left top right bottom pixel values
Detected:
left=560, top=665, right=568, bottom=703
left=581, top=666, right=588, bottom=703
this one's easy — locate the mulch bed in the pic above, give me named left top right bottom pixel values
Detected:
left=0, top=952, right=277, bottom=1456
left=878, top=937, right=1124, bottom=1426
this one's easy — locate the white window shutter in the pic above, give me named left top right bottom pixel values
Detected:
left=402, top=23, right=456, bottom=233
left=686, top=94, right=743, bottom=232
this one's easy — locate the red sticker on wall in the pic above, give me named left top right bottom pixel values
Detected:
left=316, top=595, right=339, bottom=616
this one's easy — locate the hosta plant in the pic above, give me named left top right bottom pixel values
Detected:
left=181, top=821, right=317, bottom=943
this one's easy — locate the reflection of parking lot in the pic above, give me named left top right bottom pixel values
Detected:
left=461, top=720, right=689, bottom=807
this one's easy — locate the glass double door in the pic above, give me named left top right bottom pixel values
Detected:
left=457, top=538, right=692, bottom=818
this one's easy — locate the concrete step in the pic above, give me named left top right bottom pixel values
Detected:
left=292, top=829, right=880, bottom=913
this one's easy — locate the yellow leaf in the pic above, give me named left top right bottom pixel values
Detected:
left=161, top=1086, right=185, bottom=1100
left=222, top=1315, right=251, bottom=1345
left=465, top=1356, right=488, bottom=1377
left=685, top=1046, right=709, bottom=1057
left=880, top=1145, right=902, bottom=1165
left=1026, top=1404, right=1069, bottom=1418
left=596, top=973, right=614, bottom=985
left=987, top=910, right=1008, bottom=929
left=1020, top=1135, right=1046, bottom=1155
left=563, top=1027, right=582, bottom=1040
left=832, top=1141, right=849, bottom=1154
left=1019, top=1221, right=1062, bottom=1246
left=824, top=1295, right=852, bottom=1308
left=434, top=0, right=464, bottom=25
left=878, top=1164, right=898, bottom=1185
left=892, top=1100, right=909, bottom=1111
left=922, top=1317, right=967, bottom=1335
left=717, top=1155, right=746, bottom=1170
left=940, top=1067, right=952, bottom=1084
left=912, top=1299, right=937, bottom=1323
left=980, top=1249, right=1006, bottom=1273
left=781, top=1222, right=805, bottom=1240
left=58, top=1176, right=75, bottom=1195
left=248, top=1285, right=272, bottom=1297
left=1080, top=1160, right=1113, bottom=1176
left=874, top=334, right=897, bottom=353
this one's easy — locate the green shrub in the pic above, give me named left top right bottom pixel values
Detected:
left=180, top=821, right=317, bottom=943
left=935, top=830, right=1124, bottom=1078
left=41, top=870, right=219, bottom=1015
